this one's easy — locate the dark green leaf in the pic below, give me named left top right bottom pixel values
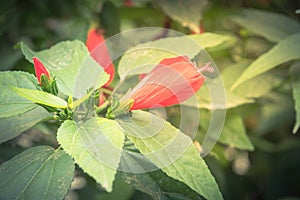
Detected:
left=0, top=146, right=75, bottom=200
left=57, top=118, right=125, bottom=192
left=0, top=107, right=51, bottom=144
left=231, top=9, right=300, bottom=42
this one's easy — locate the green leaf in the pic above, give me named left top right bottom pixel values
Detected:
left=231, top=9, right=300, bottom=42
left=214, top=110, right=253, bottom=150
left=232, top=33, right=300, bottom=89
left=20, top=40, right=109, bottom=98
left=12, top=87, right=67, bottom=108
left=290, top=63, right=300, bottom=133
left=0, top=107, right=51, bottom=144
left=57, top=118, right=125, bottom=192
left=123, top=168, right=202, bottom=200
left=155, top=0, right=208, bottom=33
left=118, top=110, right=223, bottom=200
left=222, top=60, right=283, bottom=98
left=0, top=146, right=74, bottom=200
left=197, top=109, right=253, bottom=150
left=183, top=83, right=254, bottom=109
left=0, top=71, right=39, bottom=118
left=118, top=33, right=231, bottom=79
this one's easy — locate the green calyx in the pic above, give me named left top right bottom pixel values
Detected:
left=40, top=74, right=58, bottom=95
left=106, top=97, right=134, bottom=119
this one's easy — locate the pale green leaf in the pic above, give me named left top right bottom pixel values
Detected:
left=232, top=33, right=300, bottom=89
left=0, top=107, right=51, bottom=144
left=12, top=87, right=67, bottom=108
left=57, top=118, right=125, bottom=192
left=155, top=0, right=208, bottom=33
left=219, top=112, right=254, bottom=150
left=198, top=110, right=253, bottom=150
left=221, top=60, right=283, bottom=98
left=290, top=63, right=300, bottom=133
left=118, top=110, right=223, bottom=200
left=231, top=9, right=300, bottom=42
left=118, top=33, right=231, bottom=79
left=183, top=84, right=254, bottom=109
left=0, top=146, right=74, bottom=200
left=0, top=71, right=39, bottom=118
left=20, top=41, right=109, bottom=98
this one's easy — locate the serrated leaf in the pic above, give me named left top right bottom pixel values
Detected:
left=57, top=118, right=125, bottom=192
left=20, top=40, right=109, bottom=98
left=290, top=63, right=300, bottom=133
left=231, top=9, right=300, bottom=42
left=155, top=0, right=208, bottom=33
left=12, top=87, right=67, bottom=108
left=0, top=106, right=51, bottom=144
left=118, top=33, right=230, bottom=79
left=118, top=110, right=223, bottom=200
left=0, top=146, right=74, bottom=200
left=0, top=71, right=39, bottom=118
left=232, top=33, right=300, bottom=89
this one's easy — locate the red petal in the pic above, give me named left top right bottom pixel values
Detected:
left=33, top=57, right=50, bottom=84
left=129, top=56, right=205, bottom=110
left=86, top=28, right=115, bottom=86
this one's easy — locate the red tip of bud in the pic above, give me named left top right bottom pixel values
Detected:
left=33, top=57, right=50, bottom=84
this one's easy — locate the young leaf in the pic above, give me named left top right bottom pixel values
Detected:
left=57, top=118, right=125, bottom=192
left=20, top=41, right=109, bottom=98
left=232, top=33, right=300, bottom=89
left=290, top=63, right=300, bottom=133
left=12, top=87, right=67, bottom=108
left=0, top=146, right=74, bottom=200
left=0, top=107, right=51, bottom=144
left=231, top=9, right=300, bottom=42
left=155, top=0, right=208, bottom=33
left=0, top=71, right=39, bottom=118
left=117, top=110, right=223, bottom=200
left=118, top=33, right=231, bottom=79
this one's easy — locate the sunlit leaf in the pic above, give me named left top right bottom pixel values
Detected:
left=57, top=118, right=125, bottom=192
left=231, top=9, right=300, bottom=42
left=221, top=60, right=283, bottom=98
left=290, top=63, right=300, bottom=133
left=0, top=146, right=74, bottom=200
left=232, top=33, right=300, bottom=89
left=0, top=107, right=51, bottom=144
left=20, top=41, right=109, bottom=98
left=118, top=33, right=231, bottom=79
left=118, top=110, right=223, bottom=200
left=0, top=71, right=38, bottom=118
left=12, top=87, right=67, bottom=108
left=155, top=0, right=208, bottom=33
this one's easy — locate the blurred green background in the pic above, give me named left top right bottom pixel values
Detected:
left=1, top=0, right=300, bottom=199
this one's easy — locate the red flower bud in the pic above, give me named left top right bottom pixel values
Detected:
left=33, top=57, right=51, bottom=85
left=125, top=56, right=206, bottom=110
left=86, top=28, right=115, bottom=86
